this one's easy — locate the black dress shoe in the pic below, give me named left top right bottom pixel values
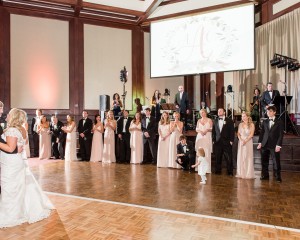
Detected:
left=151, top=161, right=157, bottom=165
left=227, top=173, right=233, bottom=176
left=276, top=178, right=282, bottom=183
left=260, top=176, right=269, bottom=180
left=214, top=171, right=221, bottom=175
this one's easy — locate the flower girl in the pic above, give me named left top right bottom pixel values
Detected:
left=192, top=147, right=208, bottom=184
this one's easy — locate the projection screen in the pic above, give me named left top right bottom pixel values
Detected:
left=150, top=4, right=255, bottom=77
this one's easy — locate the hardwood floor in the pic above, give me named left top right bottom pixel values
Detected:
left=1, top=159, right=300, bottom=239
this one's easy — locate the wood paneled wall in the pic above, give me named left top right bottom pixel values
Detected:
left=0, top=6, right=145, bottom=118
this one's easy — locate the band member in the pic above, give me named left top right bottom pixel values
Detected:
left=111, top=93, right=123, bottom=117
left=257, top=106, right=284, bottom=183
left=174, top=85, right=190, bottom=130
left=250, top=88, right=261, bottom=121
left=260, top=82, right=280, bottom=116
left=151, top=90, right=166, bottom=122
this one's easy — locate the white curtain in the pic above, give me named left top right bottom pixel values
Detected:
left=233, top=7, right=300, bottom=113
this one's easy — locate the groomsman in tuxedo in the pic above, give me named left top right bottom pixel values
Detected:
left=77, top=110, right=93, bottom=161
left=212, top=108, right=235, bottom=175
left=174, top=85, right=190, bottom=129
left=261, top=82, right=280, bottom=116
left=176, top=135, right=195, bottom=171
left=141, top=108, right=157, bottom=164
left=49, top=115, right=64, bottom=159
left=117, top=110, right=132, bottom=163
left=257, top=106, right=284, bottom=182
left=31, top=109, right=42, bottom=157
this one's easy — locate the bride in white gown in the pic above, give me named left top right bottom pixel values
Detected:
left=0, top=108, right=54, bottom=228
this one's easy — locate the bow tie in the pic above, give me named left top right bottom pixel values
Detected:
left=269, top=91, right=272, bottom=93
left=124, top=118, right=127, bottom=120
left=218, top=118, right=224, bottom=121
left=146, top=117, right=150, bottom=119
left=269, top=118, right=275, bottom=122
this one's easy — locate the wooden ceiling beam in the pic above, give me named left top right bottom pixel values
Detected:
left=159, top=0, right=188, bottom=7
left=82, top=2, right=144, bottom=17
left=74, top=0, right=82, bottom=17
left=81, top=8, right=138, bottom=21
left=32, top=0, right=76, bottom=5
left=2, top=0, right=74, bottom=15
left=143, top=0, right=253, bottom=25
left=138, top=0, right=164, bottom=24
left=80, top=12, right=137, bottom=26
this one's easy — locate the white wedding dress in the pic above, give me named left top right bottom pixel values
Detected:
left=0, top=127, right=54, bottom=228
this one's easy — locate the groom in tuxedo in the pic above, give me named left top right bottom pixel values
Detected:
left=77, top=110, right=93, bottom=161
left=141, top=108, right=157, bottom=164
left=117, top=110, right=132, bottom=163
left=257, top=106, right=284, bottom=182
left=212, top=108, right=235, bottom=175
left=174, top=85, right=190, bottom=129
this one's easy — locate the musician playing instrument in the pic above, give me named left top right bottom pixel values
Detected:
left=250, top=88, right=261, bottom=121
left=260, top=82, right=280, bottom=117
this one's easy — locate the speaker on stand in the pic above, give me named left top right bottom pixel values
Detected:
left=99, top=95, right=110, bottom=122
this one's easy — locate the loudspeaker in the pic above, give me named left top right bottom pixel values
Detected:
left=99, top=95, right=110, bottom=111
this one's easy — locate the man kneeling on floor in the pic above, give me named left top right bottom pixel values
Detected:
left=176, top=135, right=195, bottom=171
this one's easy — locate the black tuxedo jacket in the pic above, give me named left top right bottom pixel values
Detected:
left=259, top=118, right=284, bottom=148
left=174, top=92, right=189, bottom=113
left=212, top=117, right=235, bottom=144
left=117, top=117, right=132, bottom=135
left=50, top=120, right=64, bottom=142
left=141, top=116, right=157, bottom=139
left=177, top=140, right=195, bottom=157
left=261, top=90, right=280, bottom=109
left=77, top=118, right=93, bottom=138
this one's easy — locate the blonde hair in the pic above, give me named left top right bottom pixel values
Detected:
left=7, top=108, right=27, bottom=128
left=242, top=112, right=253, bottom=128
left=160, top=111, right=170, bottom=124
left=199, top=109, right=208, bottom=117
left=197, top=147, right=205, bottom=157
left=67, top=115, right=74, bottom=124
left=107, top=110, right=115, bottom=120
left=173, top=112, right=180, bottom=119
left=0, top=101, right=3, bottom=108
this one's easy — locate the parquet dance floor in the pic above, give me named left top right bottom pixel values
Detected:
left=1, top=159, right=300, bottom=239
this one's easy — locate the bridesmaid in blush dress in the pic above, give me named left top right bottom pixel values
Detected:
left=129, top=112, right=143, bottom=164
left=236, top=112, right=255, bottom=179
left=195, top=109, right=213, bottom=173
left=102, top=110, right=117, bottom=163
left=90, top=114, right=104, bottom=162
left=61, top=115, right=77, bottom=162
left=37, top=115, right=51, bottom=160
left=168, top=112, right=183, bottom=169
left=157, top=111, right=171, bottom=168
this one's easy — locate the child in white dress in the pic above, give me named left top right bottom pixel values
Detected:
left=192, top=147, right=208, bottom=184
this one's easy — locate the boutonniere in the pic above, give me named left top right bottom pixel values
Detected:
left=186, top=148, right=189, bottom=152
left=223, top=121, right=226, bottom=125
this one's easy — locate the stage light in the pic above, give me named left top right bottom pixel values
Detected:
left=289, top=62, right=300, bottom=71
left=277, top=59, right=287, bottom=68
left=227, top=85, right=233, bottom=92
left=270, top=56, right=281, bottom=66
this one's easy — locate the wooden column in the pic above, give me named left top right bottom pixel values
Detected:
left=69, top=18, right=84, bottom=116
left=216, top=72, right=224, bottom=108
left=0, top=7, right=10, bottom=109
left=132, top=26, right=144, bottom=111
left=184, top=75, right=194, bottom=109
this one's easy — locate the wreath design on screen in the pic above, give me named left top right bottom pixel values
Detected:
left=161, top=16, right=238, bottom=73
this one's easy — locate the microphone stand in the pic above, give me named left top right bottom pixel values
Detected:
left=278, top=65, right=300, bottom=136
